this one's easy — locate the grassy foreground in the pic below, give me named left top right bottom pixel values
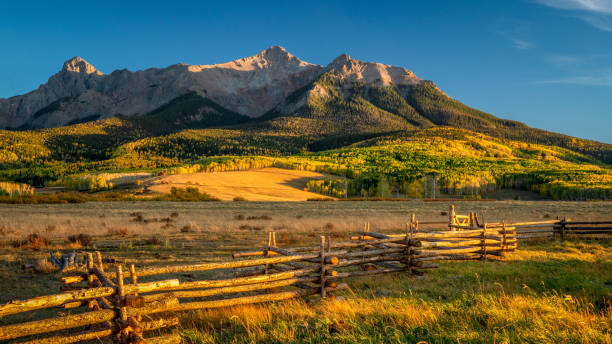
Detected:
left=0, top=201, right=610, bottom=343
left=176, top=241, right=611, bottom=344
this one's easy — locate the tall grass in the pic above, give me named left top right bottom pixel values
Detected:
left=179, top=240, right=611, bottom=343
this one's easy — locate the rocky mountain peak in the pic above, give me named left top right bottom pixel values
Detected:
left=61, top=57, right=103, bottom=75
left=329, top=53, right=351, bottom=66
left=250, top=45, right=316, bottom=69
left=326, top=54, right=420, bottom=86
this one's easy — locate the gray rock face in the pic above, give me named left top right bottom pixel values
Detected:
left=0, top=47, right=422, bottom=129
left=326, top=54, right=421, bottom=86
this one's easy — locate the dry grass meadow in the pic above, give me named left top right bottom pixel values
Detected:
left=146, top=168, right=334, bottom=201
left=0, top=200, right=610, bottom=343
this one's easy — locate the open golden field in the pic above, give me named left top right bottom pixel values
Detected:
left=146, top=168, right=334, bottom=201
left=0, top=201, right=610, bottom=343
left=0, top=200, right=609, bottom=240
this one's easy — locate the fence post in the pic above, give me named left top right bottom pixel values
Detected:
left=481, top=224, right=487, bottom=262
left=115, top=265, right=128, bottom=343
left=264, top=232, right=272, bottom=275
left=320, top=236, right=326, bottom=299
left=561, top=217, right=567, bottom=240
left=502, top=221, right=507, bottom=255
left=449, top=205, right=455, bottom=230
left=85, top=253, right=98, bottom=311
left=95, top=251, right=104, bottom=273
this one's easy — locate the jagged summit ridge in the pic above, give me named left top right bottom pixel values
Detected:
left=188, top=46, right=317, bottom=72
left=62, top=56, right=103, bottom=75
left=0, top=47, right=428, bottom=129
left=326, top=53, right=421, bottom=86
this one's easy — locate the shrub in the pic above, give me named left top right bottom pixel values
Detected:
left=107, top=227, right=129, bottom=236
left=152, top=187, right=220, bottom=202
left=12, top=233, right=50, bottom=250
left=68, top=234, right=93, bottom=247
left=181, top=225, right=194, bottom=233
left=246, top=215, right=272, bottom=220
left=233, top=196, right=247, bottom=202
left=143, top=236, right=162, bottom=245
left=161, top=223, right=175, bottom=230
left=35, top=259, right=58, bottom=273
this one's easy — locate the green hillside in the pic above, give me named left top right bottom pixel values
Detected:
left=260, top=70, right=611, bottom=163
left=0, top=79, right=610, bottom=200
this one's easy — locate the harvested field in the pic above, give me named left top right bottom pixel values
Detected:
left=146, top=168, right=336, bottom=201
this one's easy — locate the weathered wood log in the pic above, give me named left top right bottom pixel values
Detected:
left=348, top=234, right=422, bottom=244
left=514, top=229, right=555, bottom=234
left=232, top=251, right=273, bottom=259
left=137, top=254, right=325, bottom=277
left=61, top=275, right=87, bottom=285
left=116, top=265, right=128, bottom=323
left=97, top=296, right=114, bottom=310
left=63, top=301, right=85, bottom=309
left=125, top=295, right=146, bottom=308
left=268, top=246, right=341, bottom=267
left=13, top=327, right=113, bottom=344
left=139, top=284, right=349, bottom=314
left=0, top=309, right=116, bottom=341
left=123, top=279, right=180, bottom=294
left=95, top=251, right=104, bottom=271
left=356, top=231, right=390, bottom=239
left=168, top=276, right=320, bottom=299
left=413, top=228, right=510, bottom=238
left=157, top=268, right=321, bottom=292
left=129, top=264, right=138, bottom=286
left=339, top=247, right=406, bottom=259
left=268, top=264, right=337, bottom=277
left=449, top=222, right=552, bottom=230
left=0, top=287, right=115, bottom=317
left=320, top=236, right=326, bottom=298
left=563, top=221, right=612, bottom=225
left=340, top=237, right=421, bottom=248
left=330, top=267, right=407, bottom=279
left=412, top=253, right=481, bottom=262
left=140, top=316, right=179, bottom=332
left=414, top=246, right=483, bottom=255
left=506, top=220, right=560, bottom=226
left=145, top=333, right=182, bottom=344
left=91, top=267, right=115, bottom=288
left=335, top=254, right=405, bottom=268
left=419, top=239, right=503, bottom=248
left=125, top=294, right=180, bottom=318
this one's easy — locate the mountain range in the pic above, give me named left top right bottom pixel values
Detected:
left=0, top=46, right=610, bottom=165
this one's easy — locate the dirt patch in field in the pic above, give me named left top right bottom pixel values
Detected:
left=147, top=168, right=335, bottom=201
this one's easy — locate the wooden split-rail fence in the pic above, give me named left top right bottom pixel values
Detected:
left=0, top=206, right=610, bottom=344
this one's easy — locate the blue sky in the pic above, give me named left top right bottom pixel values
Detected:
left=1, top=0, right=611, bottom=142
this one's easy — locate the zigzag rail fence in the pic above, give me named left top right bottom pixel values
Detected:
left=0, top=205, right=610, bottom=344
